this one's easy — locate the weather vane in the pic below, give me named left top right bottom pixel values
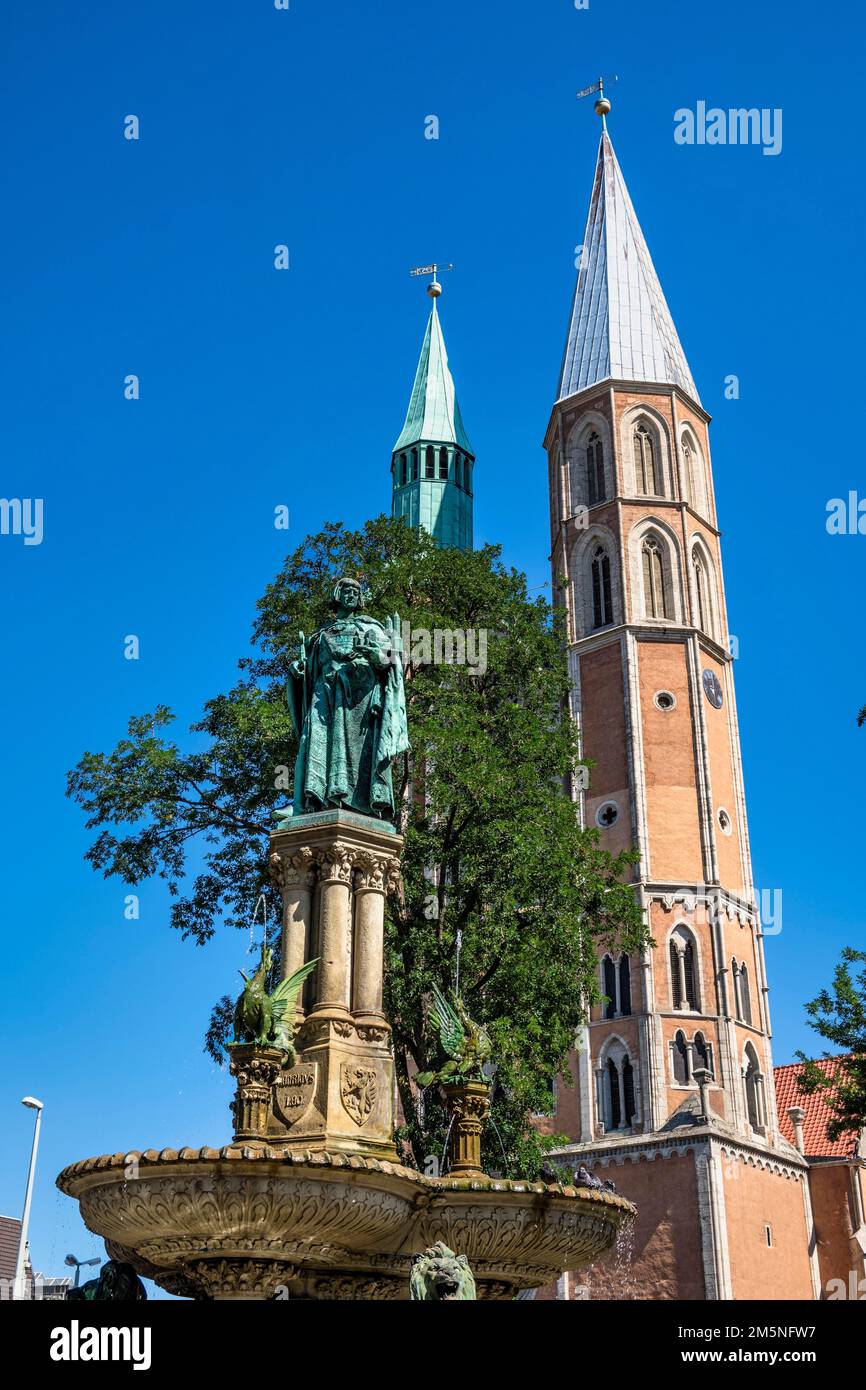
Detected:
left=576, top=73, right=618, bottom=128
left=409, top=261, right=454, bottom=300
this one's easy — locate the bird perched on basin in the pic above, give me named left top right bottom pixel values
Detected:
left=232, top=942, right=318, bottom=1065
left=574, top=1164, right=618, bottom=1193
left=414, top=983, right=492, bottom=1088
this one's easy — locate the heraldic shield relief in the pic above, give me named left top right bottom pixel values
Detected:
left=340, top=1062, right=377, bottom=1126
left=272, top=1063, right=317, bottom=1127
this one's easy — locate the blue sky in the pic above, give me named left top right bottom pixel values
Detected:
left=1, top=0, right=864, bottom=1289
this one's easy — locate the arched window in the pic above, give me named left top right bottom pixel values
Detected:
left=587, top=432, right=605, bottom=506
left=591, top=546, right=613, bottom=629
left=425, top=446, right=435, bottom=479
left=455, top=455, right=463, bottom=490
left=693, top=550, right=708, bottom=632
left=607, top=1058, right=622, bottom=1129
left=642, top=537, right=670, bottom=619
left=439, top=447, right=449, bottom=480
left=411, top=449, right=419, bottom=481
left=744, top=1043, right=764, bottom=1132
left=739, top=963, right=752, bottom=1026
left=603, top=955, right=616, bottom=1020
left=683, top=433, right=707, bottom=515
left=694, top=1031, right=713, bottom=1078
left=619, top=955, right=631, bottom=1017
left=633, top=424, right=658, bottom=495
left=466, top=461, right=472, bottom=496
left=673, top=1029, right=689, bottom=1084
left=622, top=1058, right=636, bottom=1127
left=670, top=929, right=701, bottom=1011
left=399, top=453, right=407, bottom=486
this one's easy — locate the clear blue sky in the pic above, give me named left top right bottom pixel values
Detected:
left=1, top=0, right=864, bottom=1289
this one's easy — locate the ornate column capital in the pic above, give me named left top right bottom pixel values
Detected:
left=354, top=850, right=401, bottom=893
left=315, top=844, right=355, bottom=884
left=270, top=846, right=317, bottom=891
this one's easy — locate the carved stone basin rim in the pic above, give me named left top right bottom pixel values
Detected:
left=57, top=1144, right=635, bottom=1300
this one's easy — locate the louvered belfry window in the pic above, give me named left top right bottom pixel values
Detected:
left=670, top=940, right=682, bottom=1008
left=673, top=1030, right=689, bottom=1083
left=587, top=432, right=605, bottom=505
left=592, top=546, right=613, bottom=628
left=439, top=447, right=449, bottom=480
left=642, top=537, right=669, bottom=619
left=693, top=550, right=709, bottom=633
left=683, top=940, right=699, bottom=1011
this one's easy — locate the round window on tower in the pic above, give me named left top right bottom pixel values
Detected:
left=596, top=801, right=620, bottom=830
left=654, top=690, right=676, bottom=712
left=718, top=808, right=733, bottom=836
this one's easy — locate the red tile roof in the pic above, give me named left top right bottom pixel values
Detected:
left=775, top=1056, right=859, bottom=1159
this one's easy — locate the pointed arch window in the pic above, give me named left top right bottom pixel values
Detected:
left=400, top=453, right=408, bottom=486
left=603, top=955, right=617, bottom=1020
left=425, top=446, right=436, bottom=479
left=619, top=955, right=631, bottom=1017
left=739, top=963, right=752, bottom=1026
left=693, top=548, right=711, bottom=635
left=744, top=1043, right=765, bottom=1133
left=587, top=432, right=605, bottom=506
left=439, top=447, right=449, bottom=480
left=591, top=546, right=613, bottom=629
left=633, top=424, right=659, bottom=495
left=673, top=1030, right=689, bottom=1083
left=642, top=536, right=670, bottom=620
left=694, top=1031, right=714, bottom=1078
left=411, top=449, right=419, bottom=481
left=622, top=1059, right=636, bottom=1127
left=670, top=930, right=700, bottom=1011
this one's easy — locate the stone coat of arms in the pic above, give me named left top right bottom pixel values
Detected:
left=340, top=1063, right=377, bottom=1127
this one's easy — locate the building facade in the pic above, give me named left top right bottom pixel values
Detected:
left=541, top=124, right=820, bottom=1300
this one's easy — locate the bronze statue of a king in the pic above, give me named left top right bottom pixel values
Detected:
left=286, top=576, right=409, bottom=820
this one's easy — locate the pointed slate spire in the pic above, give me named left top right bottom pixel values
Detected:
left=393, top=300, right=473, bottom=455
left=558, top=130, right=699, bottom=404
left=392, top=284, right=474, bottom=550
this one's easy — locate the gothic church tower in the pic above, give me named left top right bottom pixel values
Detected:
left=545, top=116, right=820, bottom=1301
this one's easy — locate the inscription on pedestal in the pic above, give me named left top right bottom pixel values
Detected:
left=273, top=1063, right=318, bottom=1127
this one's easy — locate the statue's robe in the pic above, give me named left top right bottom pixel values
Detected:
left=288, top=613, right=408, bottom=818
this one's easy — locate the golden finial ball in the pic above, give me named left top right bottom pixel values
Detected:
left=595, top=96, right=611, bottom=117
left=427, top=280, right=442, bottom=299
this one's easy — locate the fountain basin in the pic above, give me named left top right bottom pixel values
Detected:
left=57, top=1144, right=635, bottom=1300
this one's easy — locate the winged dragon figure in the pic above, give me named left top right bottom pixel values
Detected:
left=232, top=943, right=317, bottom=1065
left=414, top=983, right=492, bottom=1088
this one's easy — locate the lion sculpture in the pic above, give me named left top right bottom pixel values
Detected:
left=409, top=1242, right=476, bottom=1301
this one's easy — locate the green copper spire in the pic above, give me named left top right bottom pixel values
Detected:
left=392, top=274, right=474, bottom=550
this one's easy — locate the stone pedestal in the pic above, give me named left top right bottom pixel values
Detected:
left=442, top=1081, right=490, bottom=1177
left=266, top=811, right=402, bottom=1159
left=228, top=1045, right=285, bottom=1142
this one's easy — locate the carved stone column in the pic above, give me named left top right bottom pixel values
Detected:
left=314, top=847, right=354, bottom=1016
left=353, top=851, right=400, bottom=1023
left=270, top=847, right=316, bottom=1015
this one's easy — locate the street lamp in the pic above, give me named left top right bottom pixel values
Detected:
left=65, top=1253, right=100, bottom=1287
left=13, top=1097, right=43, bottom=1301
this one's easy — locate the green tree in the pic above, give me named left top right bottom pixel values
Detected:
left=795, top=947, right=866, bottom=1142
left=68, top=516, right=648, bottom=1175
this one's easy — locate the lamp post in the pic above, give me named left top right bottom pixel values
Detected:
left=13, top=1097, right=43, bottom=1301
left=65, top=1253, right=100, bottom=1288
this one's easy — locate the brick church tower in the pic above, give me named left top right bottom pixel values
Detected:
left=543, top=112, right=821, bottom=1300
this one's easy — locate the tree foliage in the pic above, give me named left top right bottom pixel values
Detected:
left=795, top=947, right=866, bottom=1142
left=68, top=516, right=648, bottom=1175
